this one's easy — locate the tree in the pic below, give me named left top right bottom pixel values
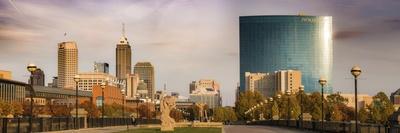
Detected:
left=138, top=103, right=154, bottom=119
left=80, top=101, right=100, bottom=118
left=170, top=109, right=183, bottom=122
left=359, top=108, right=368, bottom=123
left=326, top=92, right=348, bottom=121
left=370, top=92, right=395, bottom=124
left=235, top=90, right=265, bottom=120
left=212, top=107, right=237, bottom=122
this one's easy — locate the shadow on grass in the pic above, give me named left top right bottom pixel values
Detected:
left=118, top=127, right=221, bottom=133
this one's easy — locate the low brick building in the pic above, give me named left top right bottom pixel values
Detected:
left=92, top=85, right=124, bottom=106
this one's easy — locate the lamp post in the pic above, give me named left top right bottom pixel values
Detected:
left=146, top=96, right=149, bottom=123
left=121, top=88, right=128, bottom=130
left=319, top=78, right=327, bottom=133
left=136, top=93, right=140, bottom=119
left=286, top=90, right=291, bottom=126
left=73, top=75, right=80, bottom=130
left=269, top=98, right=273, bottom=120
left=277, top=94, right=281, bottom=120
left=27, top=63, right=37, bottom=133
left=351, top=66, right=361, bottom=133
left=100, top=81, right=107, bottom=127
left=299, top=85, right=304, bottom=128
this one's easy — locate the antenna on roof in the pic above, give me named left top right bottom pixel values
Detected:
left=122, top=23, right=125, bottom=37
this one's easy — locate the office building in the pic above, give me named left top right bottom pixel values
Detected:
left=136, top=80, right=148, bottom=99
left=58, top=41, right=78, bottom=89
left=341, top=93, right=373, bottom=111
left=126, top=73, right=140, bottom=99
left=77, top=72, right=118, bottom=91
left=29, top=68, right=45, bottom=86
left=189, top=79, right=221, bottom=109
left=240, top=15, right=333, bottom=93
left=47, top=77, right=58, bottom=88
left=0, top=78, right=27, bottom=103
left=275, top=70, right=302, bottom=94
left=116, top=25, right=132, bottom=80
left=391, top=89, right=400, bottom=110
left=244, top=72, right=275, bottom=97
left=134, top=62, right=155, bottom=100
left=0, top=70, right=11, bottom=80
left=94, top=62, right=109, bottom=74
left=92, top=85, right=124, bottom=106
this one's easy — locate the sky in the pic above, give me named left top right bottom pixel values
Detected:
left=1, top=0, right=400, bottom=106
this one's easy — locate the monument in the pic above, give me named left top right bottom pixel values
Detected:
left=160, top=96, right=176, bottom=131
left=195, top=103, right=205, bottom=121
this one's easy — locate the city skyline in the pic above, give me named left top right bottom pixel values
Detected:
left=1, top=0, right=400, bottom=106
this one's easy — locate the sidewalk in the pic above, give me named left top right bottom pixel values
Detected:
left=44, top=125, right=136, bottom=133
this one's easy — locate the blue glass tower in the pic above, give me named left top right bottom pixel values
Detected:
left=240, top=15, right=333, bottom=93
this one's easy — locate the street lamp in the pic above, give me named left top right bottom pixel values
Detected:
left=73, top=75, right=80, bottom=130
left=299, top=85, right=305, bottom=128
left=269, top=98, right=273, bottom=120
left=121, top=88, right=128, bottom=130
left=27, top=63, right=37, bottom=133
left=351, top=66, right=361, bottom=133
left=135, top=93, right=140, bottom=119
left=277, top=94, right=281, bottom=120
left=286, top=90, right=291, bottom=126
left=100, top=80, right=107, bottom=127
left=146, top=96, right=150, bottom=123
left=319, top=77, right=327, bottom=132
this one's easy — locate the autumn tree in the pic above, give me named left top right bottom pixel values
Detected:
left=235, top=90, right=265, bottom=120
left=80, top=101, right=100, bottom=118
left=370, top=92, right=395, bottom=124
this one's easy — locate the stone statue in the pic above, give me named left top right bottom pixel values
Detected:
left=160, top=96, right=176, bottom=131
left=195, top=103, right=205, bottom=121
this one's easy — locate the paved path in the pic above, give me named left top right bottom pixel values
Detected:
left=44, top=125, right=135, bottom=133
left=223, top=125, right=315, bottom=133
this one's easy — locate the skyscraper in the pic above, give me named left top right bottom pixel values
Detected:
left=29, top=68, right=45, bottom=86
left=134, top=62, right=155, bottom=100
left=240, top=15, right=333, bottom=93
left=58, top=41, right=78, bottom=89
left=94, top=62, right=109, bottom=74
left=116, top=24, right=132, bottom=80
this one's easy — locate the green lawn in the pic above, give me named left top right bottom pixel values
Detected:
left=118, top=127, right=221, bottom=133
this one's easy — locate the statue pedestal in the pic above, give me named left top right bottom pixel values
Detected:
left=161, top=126, right=174, bottom=131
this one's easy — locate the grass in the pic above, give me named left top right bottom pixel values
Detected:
left=117, top=127, right=221, bottom=133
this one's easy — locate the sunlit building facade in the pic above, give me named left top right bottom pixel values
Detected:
left=240, top=15, right=333, bottom=93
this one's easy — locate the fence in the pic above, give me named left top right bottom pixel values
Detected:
left=0, top=117, right=157, bottom=133
left=249, top=120, right=400, bottom=133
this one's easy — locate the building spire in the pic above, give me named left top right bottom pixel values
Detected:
left=122, top=23, right=125, bottom=37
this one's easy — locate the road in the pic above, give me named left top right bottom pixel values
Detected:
left=223, top=125, right=315, bottom=133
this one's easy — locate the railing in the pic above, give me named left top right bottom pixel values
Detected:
left=248, top=120, right=400, bottom=133
left=0, top=117, right=143, bottom=133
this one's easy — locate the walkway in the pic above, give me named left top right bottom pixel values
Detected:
left=223, top=125, right=315, bottom=133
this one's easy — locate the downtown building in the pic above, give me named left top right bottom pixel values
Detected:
left=116, top=30, right=132, bottom=80
left=244, top=70, right=301, bottom=97
left=134, top=62, right=155, bottom=100
left=0, top=70, right=12, bottom=80
left=189, top=79, right=221, bottom=109
left=240, top=15, right=333, bottom=93
left=29, top=68, right=45, bottom=86
left=57, top=41, right=78, bottom=89
left=94, top=62, right=109, bottom=74
left=76, top=72, right=118, bottom=91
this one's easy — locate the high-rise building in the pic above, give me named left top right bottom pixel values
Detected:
left=57, top=41, right=78, bottom=89
left=29, top=68, right=45, bottom=86
left=94, top=62, right=109, bottom=74
left=244, top=72, right=275, bottom=97
left=275, top=70, right=302, bottom=94
left=189, top=79, right=222, bottom=109
left=77, top=72, right=118, bottom=91
left=240, top=15, right=333, bottom=93
left=134, top=62, right=155, bottom=100
left=116, top=25, right=132, bottom=80
left=47, top=77, right=58, bottom=88
left=126, top=73, right=139, bottom=99
left=0, top=70, right=12, bottom=80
